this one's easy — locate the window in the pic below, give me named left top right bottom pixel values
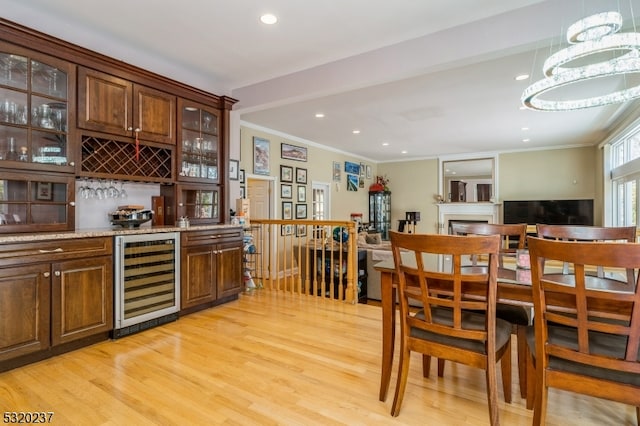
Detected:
left=609, top=124, right=640, bottom=227
left=311, top=182, right=330, bottom=220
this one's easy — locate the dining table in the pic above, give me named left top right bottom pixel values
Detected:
left=373, top=253, right=631, bottom=402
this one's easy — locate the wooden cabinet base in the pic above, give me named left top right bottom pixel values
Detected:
left=180, top=293, right=239, bottom=316
left=0, top=332, right=109, bottom=373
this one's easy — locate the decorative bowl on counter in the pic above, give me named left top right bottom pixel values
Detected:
left=109, top=205, right=154, bottom=228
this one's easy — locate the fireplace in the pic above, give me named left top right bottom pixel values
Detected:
left=437, top=202, right=499, bottom=234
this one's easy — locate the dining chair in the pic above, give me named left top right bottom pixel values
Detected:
left=389, top=231, right=511, bottom=424
left=450, top=222, right=530, bottom=399
left=526, top=236, right=640, bottom=425
left=536, top=224, right=637, bottom=281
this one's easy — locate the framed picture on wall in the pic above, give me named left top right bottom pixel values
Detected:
left=295, top=203, right=307, bottom=219
left=344, top=161, right=360, bottom=175
left=281, top=142, right=307, bottom=162
left=282, top=201, right=293, bottom=220
left=296, top=167, right=307, bottom=184
left=240, top=186, right=245, bottom=198
left=253, top=136, right=270, bottom=175
left=229, top=159, right=239, bottom=180
left=332, top=161, right=341, bottom=182
left=239, top=169, right=245, bottom=184
left=297, top=185, right=306, bottom=202
left=281, top=184, right=292, bottom=199
left=280, top=165, right=293, bottom=182
left=296, top=224, right=307, bottom=237
left=281, top=224, right=294, bottom=236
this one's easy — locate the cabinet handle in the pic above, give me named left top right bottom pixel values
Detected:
left=178, top=203, right=184, bottom=207
left=43, top=272, right=50, bottom=278
left=54, top=271, right=61, bottom=277
left=127, top=127, right=141, bottom=133
left=69, top=201, right=76, bottom=207
left=38, top=248, right=63, bottom=253
left=69, top=161, right=75, bottom=167
left=210, top=235, right=220, bottom=239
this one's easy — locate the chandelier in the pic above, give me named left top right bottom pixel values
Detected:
left=522, top=11, right=640, bottom=111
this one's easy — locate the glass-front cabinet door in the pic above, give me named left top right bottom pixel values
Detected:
left=0, top=42, right=75, bottom=172
left=369, top=190, right=391, bottom=240
left=175, top=184, right=219, bottom=225
left=0, top=171, right=74, bottom=233
left=177, top=98, right=220, bottom=182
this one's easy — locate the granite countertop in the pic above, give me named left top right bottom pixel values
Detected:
left=0, top=224, right=242, bottom=244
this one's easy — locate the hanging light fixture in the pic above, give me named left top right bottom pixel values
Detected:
left=522, top=11, right=640, bottom=111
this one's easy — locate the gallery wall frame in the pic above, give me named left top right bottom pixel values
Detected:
left=281, top=184, right=292, bottom=199
left=296, top=203, right=307, bottom=219
left=332, top=161, right=341, bottom=182
left=281, top=142, right=307, bottom=162
left=296, top=167, right=307, bottom=184
left=282, top=201, right=293, bottom=220
left=297, top=185, right=306, bottom=202
left=253, top=137, right=270, bottom=175
left=229, top=159, right=239, bottom=180
left=344, top=161, right=360, bottom=175
left=239, top=169, right=245, bottom=184
left=280, top=165, right=293, bottom=182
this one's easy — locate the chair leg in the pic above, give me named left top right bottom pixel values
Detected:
left=437, top=358, right=445, bottom=377
left=526, top=344, right=535, bottom=410
left=516, top=325, right=527, bottom=398
left=532, top=368, right=547, bottom=425
left=485, top=356, right=501, bottom=426
left=500, top=340, right=512, bottom=404
left=636, top=406, right=639, bottom=425
left=422, top=354, right=431, bottom=378
left=391, top=344, right=412, bottom=417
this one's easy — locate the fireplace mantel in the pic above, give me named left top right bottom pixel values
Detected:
left=437, top=202, right=500, bottom=234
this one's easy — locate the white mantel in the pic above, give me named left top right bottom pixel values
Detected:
left=436, top=202, right=500, bottom=234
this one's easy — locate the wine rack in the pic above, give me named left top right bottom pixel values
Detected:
left=80, top=135, right=173, bottom=182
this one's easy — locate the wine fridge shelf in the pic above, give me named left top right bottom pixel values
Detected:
left=80, top=135, right=173, bottom=183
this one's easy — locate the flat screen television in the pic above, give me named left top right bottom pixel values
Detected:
left=503, top=199, right=594, bottom=226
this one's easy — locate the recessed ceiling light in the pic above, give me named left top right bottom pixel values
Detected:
left=521, top=127, right=529, bottom=131
left=382, top=142, right=389, bottom=146
left=519, top=106, right=527, bottom=110
left=401, top=150, right=408, bottom=154
left=260, top=14, right=278, bottom=25
left=352, top=130, right=360, bottom=134
left=515, top=74, right=529, bottom=81
left=315, top=113, right=325, bottom=118
left=523, top=138, right=531, bottom=143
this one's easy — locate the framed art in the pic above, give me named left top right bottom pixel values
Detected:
left=282, top=201, right=293, bottom=220
left=281, top=224, right=294, bottom=236
left=332, top=161, right=341, bottom=182
left=281, top=142, right=307, bottom=162
left=36, top=182, right=52, bottom=200
left=295, top=203, right=307, bottom=219
left=296, top=167, right=307, bottom=184
left=239, top=169, right=245, bottom=184
left=366, top=164, right=372, bottom=179
left=253, top=136, right=270, bottom=175
left=297, top=185, right=306, bottom=202
left=347, top=174, right=358, bottom=191
left=296, top=224, right=307, bottom=237
left=240, top=186, right=245, bottom=198
left=281, top=184, right=292, bottom=199
left=359, top=162, right=365, bottom=178
left=359, top=176, right=365, bottom=188
left=344, top=161, right=360, bottom=175
left=229, top=159, right=239, bottom=180
left=280, top=165, right=293, bottom=182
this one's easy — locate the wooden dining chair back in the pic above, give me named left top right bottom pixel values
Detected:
left=389, top=231, right=512, bottom=424
left=536, top=224, right=637, bottom=282
left=450, top=222, right=530, bottom=398
left=527, top=236, right=640, bottom=425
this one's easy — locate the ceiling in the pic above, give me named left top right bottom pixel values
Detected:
left=2, top=0, right=640, bottom=163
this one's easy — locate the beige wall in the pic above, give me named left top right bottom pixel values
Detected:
left=239, top=125, right=602, bottom=227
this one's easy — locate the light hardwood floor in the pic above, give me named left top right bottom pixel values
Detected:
left=0, top=291, right=636, bottom=425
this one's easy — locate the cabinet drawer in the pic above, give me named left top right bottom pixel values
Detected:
left=181, top=228, right=242, bottom=247
left=0, top=237, right=112, bottom=267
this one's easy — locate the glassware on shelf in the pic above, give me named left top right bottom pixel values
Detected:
left=4, top=137, right=18, bottom=161
left=18, top=146, right=27, bottom=162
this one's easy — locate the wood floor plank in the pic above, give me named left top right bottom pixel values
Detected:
left=0, top=290, right=636, bottom=425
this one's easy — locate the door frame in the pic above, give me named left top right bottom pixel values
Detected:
left=246, top=174, right=277, bottom=278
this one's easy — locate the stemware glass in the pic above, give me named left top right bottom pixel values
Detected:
left=119, top=182, right=127, bottom=199
left=107, top=180, right=119, bottom=198
left=95, top=179, right=105, bottom=200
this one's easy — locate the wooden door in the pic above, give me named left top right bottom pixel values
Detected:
left=77, top=67, right=132, bottom=137
left=181, top=245, right=216, bottom=309
left=215, top=241, right=243, bottom=299
left=0, top=263, right=50, bottom=361
left=50, top=256, right=113, bottom=346
left=135, top=85, right=176, bottom=144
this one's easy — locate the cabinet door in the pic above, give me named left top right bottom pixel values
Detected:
left=0, top=263, right=50, bottom=361
left=181, top=245, right=216, bottom=309
left=0, top=42, right=76, bottom=173
left=50, top=255, right=113, bottom=346
left=216, top=241, right=243, bottom=299
left=177, top=98, right=220, bottom=182
left=135, top=85, right=175, bottom=145
left=77, top=67, right=132, bottom=137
